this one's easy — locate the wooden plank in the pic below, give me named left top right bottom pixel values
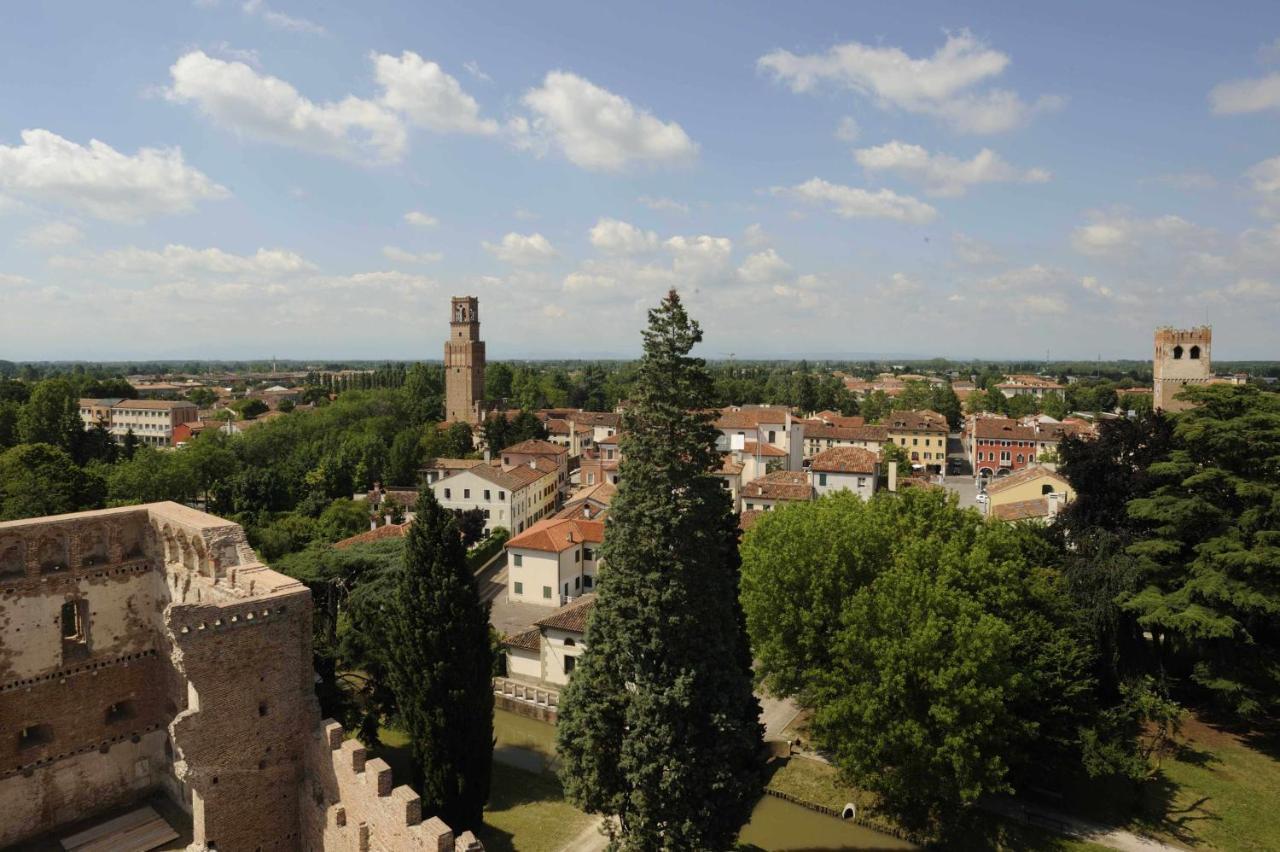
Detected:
left=60, top=806, right=155, bottom=848
left=61, top=806, right=178, bottom=852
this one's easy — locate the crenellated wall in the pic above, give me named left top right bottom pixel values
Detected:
left=301, top=720, right=483, bottom=852
left=0, top=503, right=482, bottom=851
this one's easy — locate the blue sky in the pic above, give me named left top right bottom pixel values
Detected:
left=1, top=1, right=1277, bottom=360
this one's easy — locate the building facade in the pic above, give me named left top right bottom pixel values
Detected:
left=0, top=503, right=478, bottom=850
left=431, top=462, right=558, bottom=535
left=79, top=398, right=199, bottom=447
left=1153, top=326, right=1212, bottom=412
left=504, top=517, right=604, bottom=607
left=444, top=296, right=486, bottom=424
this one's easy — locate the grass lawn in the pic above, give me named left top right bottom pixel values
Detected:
left=1056, top=712, right=1280, bottom=850
left=370, top=723, right=593, bottom=852
left=767, top=755, right=1110, bottom=851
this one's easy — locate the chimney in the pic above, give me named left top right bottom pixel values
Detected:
left=384, top=513, right=393, bottom=526
left=529, top=460, right=536, bottom=470
left=887, top=460, right=898, bottom=492
left=484, top=448, right=491, bottom=463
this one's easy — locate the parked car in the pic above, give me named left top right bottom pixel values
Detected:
left=976, top=492, right=988, bottom=504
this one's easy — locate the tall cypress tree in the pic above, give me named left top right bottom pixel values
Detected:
left=556, top=290, right=764, bottom=849
left=384, top=489, right=494, bottom=829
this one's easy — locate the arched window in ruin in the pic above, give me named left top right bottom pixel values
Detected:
left=1189, top=345, right=1201, bottom=359
left=119, top=519, right=144, bottom=560
left=38, top=534, right=69, bottom=574
left=181, top=535, right=198, bottom=572
left=0, top=538, right=25, bottom=580
left=1172, top=345, right=1183, bottom=359
left=80, top=526, right=109, bottom=567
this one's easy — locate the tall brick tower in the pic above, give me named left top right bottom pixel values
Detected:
left=445, top=296, right=485, bottom=423
left=1153, top=325, right=1211, bottom=412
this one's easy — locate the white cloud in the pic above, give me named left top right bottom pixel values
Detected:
left=758, top=30, right=1062, bottom=134
left=563, top=271, right=619, bottom=292
left=1079, top=275, right=1138, bottom=304
left=463, top=60, right=491, bottom=83
left=373, top=51, right=498, bottom=135
left=55, top=243, right=316, bottom=277
left=1228, top=277, right=1277, bottom=299
left=589, top=218, right=658, bottom=254
left=167, top=50, right=406, bottom=162
left=1019, top=294, right=1067, bottom=315
left=952, top=233, right=1004, bottom=266
left=854, top=141, right=1049, bottom=197
left=665, top=234, right=733, bottom=277
left=404, top=210, right=438, bottom=227
left=483, top=232, right=557, bottom=265
left=242, top=0, right=326, bottom=35
left=0, top=273, right=31, bottom=287
left=0, top=129, right=228, bottom=222
left=1209, top=72, right=1280, bottom=114
left=835, top=116, right=860, bottom=142
left=542, top=304, right=567, bottom=318
left=382, top=246, right=443, bottom=264
left=521, top=71, right=698, bottom=170
left=1246, top=156, right=1280, bottom=215
left=637, top=195, right=689, bottom=214
left=743, top=223, right=769, bottom=249
left=737, top=249, right=791, bottom=285
left=19, top=221, right=83, bottom=248
left=1070, top=213, right=1207, bottom=257
left=773, top=178, right=936, bottom=223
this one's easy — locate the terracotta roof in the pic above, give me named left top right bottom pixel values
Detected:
left=465, top=463, right=545, bottom=491
left=502, top=439, right=568, bottom=456
left=717, top=454, right=745, bottom=476
left=972, top=417, right=1038, bottom=441
left=425, top=458, right=485, bottom=471
left=507, top=517, right=605, bottom=553
left=87, top=398, right=198, bottom=410
left=985, top=466, right=1070, bottom=497
left=502, top=628, right=541, bottom=652
left=997, top=375, right=1064, bottom=390
left=741, top=470, right=813, bottom=502
left=739, top=510, right=764, bottom=532
left=811, top=446, right=879, bottom=474
left=992, top=498, right=1051, bottom=521
left=885, top=410, right=948, bottom=432
left=534, top=594, right=596, bottom=633
left=715, top=406, right=790, bottom=429
left=813, top=411, right=866, bottom=427
left=334, top=523, right=408, bottom=550
left=575, top=411, right=620, bottom=427
left=805, top=423, right=888, bottom=442
left=740, top=441, right=788, bottom=458
left=545, top=418, right=592, bottom=435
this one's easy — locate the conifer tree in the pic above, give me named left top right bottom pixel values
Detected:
left=556, top=290, right=764, bottom=850
left=384, top=489, right=494, bottom=828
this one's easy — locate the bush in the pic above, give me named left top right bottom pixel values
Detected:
left=467, top=527, right=509, bottom=571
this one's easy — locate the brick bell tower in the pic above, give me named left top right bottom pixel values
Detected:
left=445, top=296, right=485, bottom=423
left=1153, top=325, right=1211, bottom=413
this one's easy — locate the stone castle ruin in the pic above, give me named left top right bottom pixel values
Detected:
left=0, top=502, right=480, bottom=850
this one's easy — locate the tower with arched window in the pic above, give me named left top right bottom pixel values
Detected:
left=1153, top=326, right=1212, bottom=412
left=444, top=296, right=486, bottom=423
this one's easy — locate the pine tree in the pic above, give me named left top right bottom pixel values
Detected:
left=556, top=290, right=764, bottom=850
left=383, top=489, right=494, bottom=828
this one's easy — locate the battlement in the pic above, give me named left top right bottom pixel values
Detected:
left=309, top=720, right=483, bottom=851
left=1155, top=325, right=1212, bottom=345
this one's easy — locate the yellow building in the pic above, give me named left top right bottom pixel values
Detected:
left=984, top=467, right=1074, bottom=522
left=884, top=410, right=949, bottom=474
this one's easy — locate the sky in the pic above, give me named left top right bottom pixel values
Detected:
left=1, top=1, right=1278, bottom=361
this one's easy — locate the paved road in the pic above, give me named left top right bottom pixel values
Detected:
left=941, top=474, right=984, bottom=511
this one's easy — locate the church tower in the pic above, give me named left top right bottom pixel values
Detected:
left=1153, top=326, right=1211, bottom=412
left=445, top=296, right=485, bottom=423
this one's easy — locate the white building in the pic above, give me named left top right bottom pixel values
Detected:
left=78, top=398, right=199, bottom=448
left=713, top=406, right=804, bottom=471
left=809, top=446, right=879, bottom=500
left=504, top=516, right=604, bottom=606
left=430, top=459, right=558, bottom=536
left=503, top=594, right=594, bottom=686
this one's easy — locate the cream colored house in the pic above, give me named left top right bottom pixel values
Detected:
left=503, top=595, right=595, bottom=686
left=430, top=460, right=557, bottom=536
left=714, top=406, right=804, bottom=471
left=984, top=467, right=1074, bottom=521
left=78, top=398, right=199, bottom=448
left=802, top=423, right=887, bottom=459
left=504, top=517, right=605, bottom=606
left=740, top=470, right=813, bottom=512
left=809, top=446, right=879, bottom=500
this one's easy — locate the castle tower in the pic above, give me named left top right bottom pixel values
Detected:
left=445, top=296, right=485, bottom=423
left=1153, top=326, right=1211, bottom=412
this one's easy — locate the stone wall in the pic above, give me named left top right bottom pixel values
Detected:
left=0, top=502, right=482, bottom=850
left=1153, top=326, right=1212, bottom=412
left=301, top=720, right=482, bottom=852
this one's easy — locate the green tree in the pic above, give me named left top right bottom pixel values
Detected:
left=404, top=363, right=444, bottom=425
left=443, top=422, right=474, bottom=458
left=186, top=387, right=217, bottom=407
left=18, top=378, right=80, bottom=450
left=384, top=489, right=494, bottom=829
left=931, top=383, right=963, bottom=429
left=0, top=401, right=18, bottom=450
left=233, top=398, right=270, bottom=420
left=106, top=447, right=195, bottom=504
left=485, top=362, right=514, bottom=402
left=861, top=389, right=892, bottom=422
left=386, top=427, right=424, bottom=485
left=893, top=380, right=933, bottom=412
left=480, top=413, right=511, bottom=456
left=316, top=498, right=372, bottom=544
left=0, top=443, right=104, bottom=520
left=1124, top=385, right=1280, bottom=717
left=556, top=290, right=763, bottom=849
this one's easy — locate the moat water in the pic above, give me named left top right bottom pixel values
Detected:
left=492, top=709, right=916, bottom=851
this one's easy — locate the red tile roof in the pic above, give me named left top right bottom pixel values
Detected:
left=810, top=446, right=879, bottom=474
left=741, top=470, right=813, bottom=502
left=502, top=439, right=568, bottom=456
left=992, top=498, right=1051, bottom=521
left=984, top=466, right=1070, bottom=496
left=506, top=517, right=605, bottom=553
left=885, top=410, right=948, bottom=432
left=502, top=628, right=542, bottom=652
left=534, top=594, right=596, bottom=633
left=334, top=523, right=408, bottom=550
left=740, top=441, right=787, bottom=458
left=804, top=423, right=888, bottom=442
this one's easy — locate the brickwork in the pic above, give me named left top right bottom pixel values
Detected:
left=1153, top=326, right=1212, bottom=412
left=0, top=503, right=481, bottom=851
left=445, top=296, right=485, bottom=424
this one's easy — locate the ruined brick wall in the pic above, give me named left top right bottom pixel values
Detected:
left=300, top=720, right=482, bottom=852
